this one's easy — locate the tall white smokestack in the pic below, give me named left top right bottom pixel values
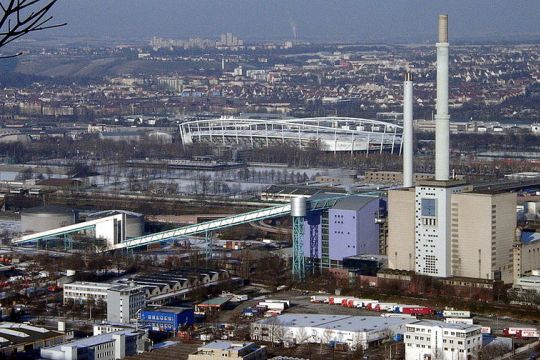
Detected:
left=403, top=71, right=414, bottom=187
left=435, top=14, right=450, bottom=181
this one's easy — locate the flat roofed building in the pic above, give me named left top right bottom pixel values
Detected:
left=63, top=282, right=113, bottom=304
left=188, top=341, right=266, bottom=360
left=251, top=314, right=415, bottom=351
left=387, top=184, right=516, bottom=283
left=0, top=322, right=65, bottom=357
left=107, top=284, right=146, bottom=324
left=40, top=330, right=146, bottom=360
left=139, top=306, right=194, bottom=333
left=404, top=320, right=482, bottom=360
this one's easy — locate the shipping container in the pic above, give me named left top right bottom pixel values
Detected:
left=402, top=307, right=434, bottom=316
left=374, top=303, right=397, bottom=312
left=258, top=302, right=286, bottom=311
left=480, top=327, right=491, bottom=334
left=310, top=295, right=329, bottom=303
left=442, top=310, right=471, bottom=318
left=264, top=299, right=290, bottom=307
left=503, top=327, right=538, bottom=336
left=445, top=318, right=474, bottom=325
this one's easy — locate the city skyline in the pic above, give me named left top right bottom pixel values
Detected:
left=40, top=0, right=540, bottom=42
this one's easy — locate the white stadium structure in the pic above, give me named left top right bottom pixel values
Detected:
left=179, top=117, right=403, bottom=154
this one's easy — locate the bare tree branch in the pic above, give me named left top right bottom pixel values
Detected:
left=0, top=0, right=65, bottom=56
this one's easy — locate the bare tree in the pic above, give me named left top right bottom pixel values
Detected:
left=0, top=0, right=65, bottom=57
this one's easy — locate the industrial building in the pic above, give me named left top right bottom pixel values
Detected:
left=0, top=322, right=65, bottom=357
left=21, top=205, right=77, bottom=234
left=387, top=183, right=516, bottom=283
left=250, top=314, right=415, bottom=350
left=87, top=210, right=144, bottom=238
left=404, top=320, right=482, bottom=360
left=40, top=330, right=147, bottom=360
left=387, top=15, right=518, bottom=283
left=106, top=284, right=147, bottom=324
left=188, top=341, right=266, bottom=360
left=303, top=195, right=385, bottom=270
left=513, top=228, right=540, bottom=281
left=139, top=306, right=194, bottom=333
left=179, top=116, right=403, bottom=153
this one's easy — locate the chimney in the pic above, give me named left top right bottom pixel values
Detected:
left=403, top=71, right=414, bottom=187
left=435, top=14, right=450, bottom=181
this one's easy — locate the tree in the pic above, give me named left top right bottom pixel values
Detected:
left=0, top=0, right=65, bottom=57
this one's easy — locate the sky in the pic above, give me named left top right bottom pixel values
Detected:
left=46, top=0, right=540, bottom=42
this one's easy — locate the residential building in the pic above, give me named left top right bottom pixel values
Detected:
left=40, top=330, right=147, bottom=360
left=188, top=341, right=266, bottom=360
left=251, top=314, right=415, bottom=351
left=107, top=284, right=146, bottom=324
left=404, top=320, right=482, bottom=360
left=63, top=282, right=112, bottom=304
left=139, top=306, right=194, bottom=333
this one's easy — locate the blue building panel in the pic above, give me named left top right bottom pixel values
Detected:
left=303, top=210, right=322, bottom=258
left=139, top=307, right=194, bottom=332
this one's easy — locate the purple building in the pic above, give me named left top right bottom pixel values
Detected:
left=304, top=196, right=382, bottom=269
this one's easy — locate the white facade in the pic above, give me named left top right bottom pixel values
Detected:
left=40, top=330, right=145, bottom=360
left=63, top=282, right=112, bottom=304
left=513, top=275, right=540, bottom=293
left=414, top=182, right=466, bottom=277
left=404, top=320, right=482, bottom=360
left=251, top=314, right=415, bottom=350
left=107, top=284, right=146, bottom=324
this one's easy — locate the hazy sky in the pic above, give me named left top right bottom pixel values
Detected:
left=48, top=0, right=540, bottom=42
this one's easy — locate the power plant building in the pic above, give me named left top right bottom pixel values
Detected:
left=387, top=15, right=517, bottom=283
left=303, top=195, right=384, bottom=269
left=21, top=206, right=77, bottom=234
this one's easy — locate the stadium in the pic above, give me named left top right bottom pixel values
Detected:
left=179, top=116, right=403, bottom=154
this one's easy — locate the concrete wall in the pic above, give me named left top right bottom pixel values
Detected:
left=387, top=188, right=415, bottom=271
left=451, top=192, right=516, bottom=283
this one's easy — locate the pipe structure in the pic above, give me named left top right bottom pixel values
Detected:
left=435, top=14, right=450, bottom=181
left=403, top=71, right=414, bottom=187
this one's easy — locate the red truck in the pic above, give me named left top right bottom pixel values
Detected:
left=402, top=307, right=434, bottom=316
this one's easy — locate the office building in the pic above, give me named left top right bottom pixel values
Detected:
left=139, top=306, right=194, bottom=333
left=188, top=341, right=266, bottom=360
left=40, top=330, right=147, bottom=360
left=63, top=282, right=112, bottom=304
left=404, top=320, right=482, bottom=360
left=107, top=284, right=146, bottom=324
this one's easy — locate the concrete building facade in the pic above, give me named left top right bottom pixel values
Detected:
left=404, top=320, right=482, bottom=360
left=63, top=282, right=112, bottom=304
left=388, top=186, right=517, bottom=283
left=303, top=196, right=383, bottom=269
left=106, top=284, right=146, bottom=324
left=188, top=341, right=266, bottom=360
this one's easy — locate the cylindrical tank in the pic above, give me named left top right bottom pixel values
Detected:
left=21, top=206, right=77, bottom=233
left=87, top=210, right=144, bottom=238
left=291, top=197, right=307, bottom=217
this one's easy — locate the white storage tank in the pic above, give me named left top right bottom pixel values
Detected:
left=21, top=206, right=77, bottom=233
left=291, top=197, right=307, bottom=217
left=87, top=210, right=144, bottom=238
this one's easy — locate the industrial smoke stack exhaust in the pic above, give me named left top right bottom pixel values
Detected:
left=403, top=71, right=414, bottom=187
left=435, top=14, right=450, bottom=181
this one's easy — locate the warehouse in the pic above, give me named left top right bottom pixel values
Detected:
left=250, top=314, right=415, bottom=350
